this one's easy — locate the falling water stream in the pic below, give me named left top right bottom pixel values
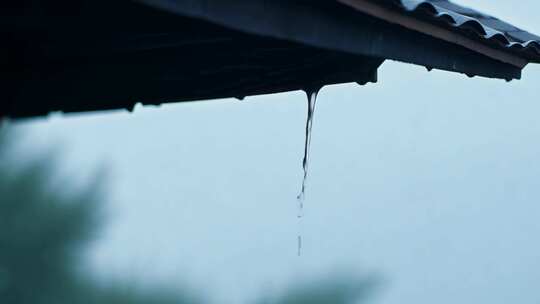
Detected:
left=296, top=88, right=320, bottom=256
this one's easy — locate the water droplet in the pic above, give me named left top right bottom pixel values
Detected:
left=297, top=235, right=302, bottom=257
left=127, top=102, right=144, bottom=113
left=126, top=103, right=136, bottom=112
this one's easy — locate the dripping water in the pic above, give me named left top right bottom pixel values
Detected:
left=296, top=87, right=320, bottom=256
left=297, top=88, right=319, bottom=217
left=297, top=235, right=302, bottom=257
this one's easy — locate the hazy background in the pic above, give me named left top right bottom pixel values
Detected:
left=8, top=1, right=540, bottom=303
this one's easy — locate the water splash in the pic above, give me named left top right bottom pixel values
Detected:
left=297, top=88, right=320, bottom=218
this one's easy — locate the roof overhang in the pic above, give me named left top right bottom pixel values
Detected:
left=1, top=0, right=538, bottom=118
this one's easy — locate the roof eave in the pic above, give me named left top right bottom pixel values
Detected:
left=338, top=0, right=529, bottom=69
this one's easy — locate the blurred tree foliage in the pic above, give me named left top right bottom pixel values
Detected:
left=0, top=127, right=381, bottom=304
left=0, top=128, right=201, bottom=304
left=255, top=274, right=380, bottom=304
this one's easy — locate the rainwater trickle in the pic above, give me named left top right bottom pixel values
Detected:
left=297, top=88, right=319, bottom=217
left=296, top=87, right=320, bottom=256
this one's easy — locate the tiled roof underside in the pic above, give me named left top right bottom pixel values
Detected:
left=386, top=0, right=540, bottom=61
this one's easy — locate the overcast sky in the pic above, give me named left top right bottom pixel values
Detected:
left=12, top=1, right=540, bottom=304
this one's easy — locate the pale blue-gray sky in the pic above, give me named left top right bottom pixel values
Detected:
left=13, top=1, right=540, bottom=303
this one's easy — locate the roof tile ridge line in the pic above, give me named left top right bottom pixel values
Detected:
left=399, top=1, right=518, bottom=44
left=405, top=1, right=540, bottom=44
left=337, top=0, right=528, bottom=68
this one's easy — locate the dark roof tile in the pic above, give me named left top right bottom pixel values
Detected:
left=387, top=0, right=540, bottom=61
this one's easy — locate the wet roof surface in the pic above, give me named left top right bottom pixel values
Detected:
left=388, top=0, right=540, bottom=61
left=3, top=0, right=539, bottom=118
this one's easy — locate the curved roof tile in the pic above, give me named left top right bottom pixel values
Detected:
left=386, top=0, right=540, bottom=61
